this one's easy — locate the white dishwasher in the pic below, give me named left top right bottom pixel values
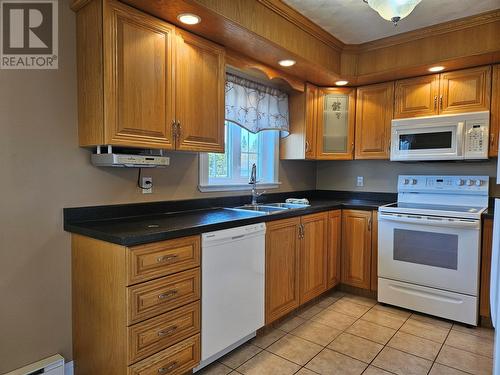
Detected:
left=195, top=223, right=266, bottom=371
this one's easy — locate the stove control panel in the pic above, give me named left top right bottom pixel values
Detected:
left=398, top=175, right=489, bottom=194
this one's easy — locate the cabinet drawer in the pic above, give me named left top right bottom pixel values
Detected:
left=128, top=334, right=200, bottom=375
left=128, top=301, right=200, bottom=364
left=128, top=236, right=200, bottom=285
left=128, top=268, right=200, bottom=325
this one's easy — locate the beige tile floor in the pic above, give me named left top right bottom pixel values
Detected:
left=197, top=291, right=494, bottom=375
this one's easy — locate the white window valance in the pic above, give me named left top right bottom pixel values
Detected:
left=225, top=73, right=289, bottom=136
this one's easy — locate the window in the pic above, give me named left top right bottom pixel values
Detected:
left=199, top=121, right=280, bottom=192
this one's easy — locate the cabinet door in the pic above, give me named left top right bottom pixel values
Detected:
left=327, top=210, right=342, bottom=289
left=305, top=84, right=318, bottom=159
left=394, top=75, right=439, bottom=118
left=439, top=66, right=491, bottom=115
left=480, top=218, right=493, bottom=318
left=104, top=1, right=175, bottom=149
left=300, top=212, right=328, bottom=304
left=265, top=217, right=301, bottom=324
left=316, top=88, right=356, bottom=160
left=175, top=30, right=225, bottom=152
left=489, top=65, right=499, bottom=157
left=355, top=82, right=394, bottom=160
left=370, top=211, right=378, bottom=291
left=341, top=210, right=372, bottom=289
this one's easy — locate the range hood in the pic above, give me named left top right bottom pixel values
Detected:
left=91, top=146, right=170, bottom=168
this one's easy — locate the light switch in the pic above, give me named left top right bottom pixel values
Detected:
left=356, top=176, right=364, bottom=187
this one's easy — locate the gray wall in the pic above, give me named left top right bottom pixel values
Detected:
left=0, top=5, right=316, bottom=373
left=317, top=159, right=499, bottom=195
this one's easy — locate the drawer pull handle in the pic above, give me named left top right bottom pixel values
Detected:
left=157, top=254, right=178, bottom=263
left=158, top=362, right=178, bottom=374
left=158, top=290, right=178, bottom=300
left=158, top=325, right=178, bottom=337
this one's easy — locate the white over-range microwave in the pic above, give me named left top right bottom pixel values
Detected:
left=390, top=111, right=490, bottom=161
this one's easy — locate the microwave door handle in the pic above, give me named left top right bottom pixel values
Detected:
left=378, top=213, right=478, bottom=229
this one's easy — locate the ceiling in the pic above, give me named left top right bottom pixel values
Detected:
left=282, top=0, right=500, bottom=44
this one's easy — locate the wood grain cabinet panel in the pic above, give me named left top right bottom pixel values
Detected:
left=370, top=211, right=379, bottom=291
left=355, top=82, right=394, bottom=159
left=341, top=210, right=373, bottom=290
left=316, top=87, right=356, bottom=160
left=127, top=236, right=200, bottom=285
left=128, top=334, right=200, bottom=375
left=439, top=66, right=491, bottom=115
left=327, top=210, right=342, bottom=289
left=480, top=218, right=493, bottom=318
left=394, top=74, right=440, bottom=118
left=128, top=302, right=200, bottom=364
left=175, top=30, right=225, bottom=152
left=490, top=64, right=500, bottom=157
left=300, top=212, right=328, bottom=304
left=104, top=0, right=175, bottom=148
left=127, top=268, right=200, bottom=325
left=265, top=217, right=301, bottom=324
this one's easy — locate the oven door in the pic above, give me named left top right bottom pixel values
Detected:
left=378, top=212, right=480, bottom=295
left=390, top=121, right=464, bottom=161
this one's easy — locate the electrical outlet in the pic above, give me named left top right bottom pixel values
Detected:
left=141, top=176, right=153, bottom=194
left=356, top=176, right=364, bottom=187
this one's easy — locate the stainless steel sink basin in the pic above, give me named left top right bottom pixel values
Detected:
left=228, top=202, right=310, bottom=215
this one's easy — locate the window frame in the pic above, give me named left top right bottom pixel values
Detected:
left=199, top=122, right=281, bottom=192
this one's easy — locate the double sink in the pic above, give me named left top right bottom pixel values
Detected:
left=228, top=202, right=310, bottom=215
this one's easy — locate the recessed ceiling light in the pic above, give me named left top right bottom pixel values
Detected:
left=429, top=66, right=445, bottom=72
left=278, top=59, right=296, bottom=67
left=177, top=13, right=201, bottom=25
left=335, top=80, right=349, bottom=86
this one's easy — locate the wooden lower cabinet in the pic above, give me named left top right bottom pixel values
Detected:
left=72, top=234, right=201, bottom=374
left=341, top=210, right=373, bottom=289
left=370, top=211, right=379, bottom=291
left=480, top=218, right=493, bottom=319
left=265, top=217, right=301, bottom=324
left=300, top=212, right=328, bottom=304
left=327, top=210, right=342, bottom=288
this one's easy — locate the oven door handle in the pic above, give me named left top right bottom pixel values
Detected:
left=378, top=212, right=480, bottom=229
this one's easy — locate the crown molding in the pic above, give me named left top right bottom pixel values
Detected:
left=256, top=0, right=345, bottom=51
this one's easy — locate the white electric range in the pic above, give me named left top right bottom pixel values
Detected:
left=378, top=175, right=489, bottom=325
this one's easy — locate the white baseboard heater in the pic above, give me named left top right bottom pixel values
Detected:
left=4, top=354, right=65, bottom=375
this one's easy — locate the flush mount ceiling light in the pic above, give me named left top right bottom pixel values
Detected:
left=363, top=0, right=422, bottom=26
left=177, top=13, right=201, bottom=25
left=429, top=66, right=445, bottom=72
left=278, top=59, right=296, bottom=67
left=335, top=80, right=349, bottom=86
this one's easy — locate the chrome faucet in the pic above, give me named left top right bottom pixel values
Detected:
left=249, top=163, right=265, bottom=205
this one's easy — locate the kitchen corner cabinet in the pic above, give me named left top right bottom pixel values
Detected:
left=73, top=0, right=225, bottom=152
left=395, top=66, right=491, bottom=119
left=480, top=218, right=493, bottom=319
left=355, top=82, right=394, bottom=159
left=316, top=88, right=356, bottom=160
left=341, top=210, right=373, bottom=289
left=490, top=65, right=500, bottom=157
left=327, top=210, right=342, bottom=288
left=281, top=83, right=318, bottom=160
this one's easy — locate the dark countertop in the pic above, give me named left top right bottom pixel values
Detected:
left=64, top=191, right=394, bottom=246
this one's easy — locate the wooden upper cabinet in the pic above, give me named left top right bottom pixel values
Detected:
left=265, top=217, right=301, bottom=324
left=439, top=66, right=491, bottom=115
left=394, top=74, right=440, bottom=118
left=327, top=210, right=342, bottom=289
left=489, top=65, right=499, bottom=157
left=104, top=1, right=175, bottom=149
left=280, top=83, right=317, bottom=160
left=316, top=87, right=356, bottom=160
left=175, top=30, right=225, bottom=153
left=341, top=210, right=372, bottom=290
left=300, top=212, right=328, bottom=304
left=73, top=0, right=225, bottom=151
left=355, top=82, right=394, bottom=159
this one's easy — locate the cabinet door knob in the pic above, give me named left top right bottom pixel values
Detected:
left=434, top=96, right=438, bottom=110
left=439, top=95, right=443, bottom=111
